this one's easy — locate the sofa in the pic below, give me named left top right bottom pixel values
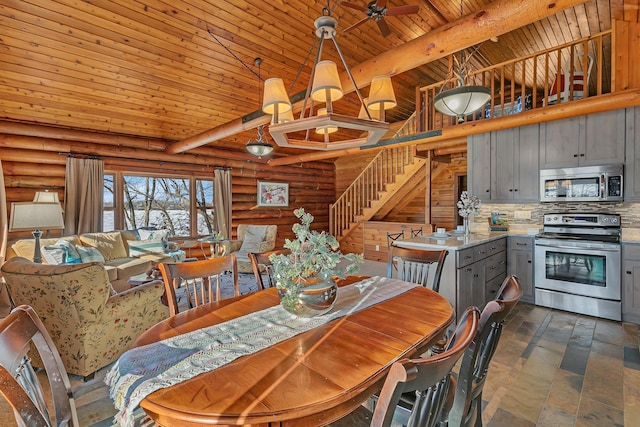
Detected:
left=6, top=229, right=185, bottom=293
left=224, top=224, right=277, bottom=273
left=0, top=257, right=169, bottom=378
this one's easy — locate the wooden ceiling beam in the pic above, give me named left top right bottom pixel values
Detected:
left=268, top=88, right=640, bottom=166
left=165, top=0, right=589, bottom=155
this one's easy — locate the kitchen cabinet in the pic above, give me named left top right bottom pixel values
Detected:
left=625, top=106, right=640, bottom=201
left=456, top=238, right=506, bottom=318
left=539, top=109, right=625, bottom=169
left=622, top=243, right=640, bottom=324
left=491, top=124, right=539, bottom=202
left=507, top=236, right=535, bottom=303
left=468, top=132, right=491, bottom=202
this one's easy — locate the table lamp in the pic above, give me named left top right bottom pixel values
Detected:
left=9, top=202, right=65, bottom=263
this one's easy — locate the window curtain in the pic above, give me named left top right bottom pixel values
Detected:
left=64, top=157, right=104, bottom=235
left=214, top=168, right=232, bottom=238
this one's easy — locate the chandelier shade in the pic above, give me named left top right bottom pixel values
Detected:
left=262, top=78, right=292, bottom=117
left=245, top=126, right=274, bottom=158
left=367, top=75, right=397, bottom=111
left=433, top=85, right=491, bottom=120
left=315, top=108, right=338, bottom=134
left=311, top=60, right=344, bottom=104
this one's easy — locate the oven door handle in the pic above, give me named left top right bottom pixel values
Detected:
left=535, top=241, right=620, bottom=252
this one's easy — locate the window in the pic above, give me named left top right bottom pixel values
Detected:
left=103, top=173, right=215, bottom=237
left=103, top=174, right=115, bottom=232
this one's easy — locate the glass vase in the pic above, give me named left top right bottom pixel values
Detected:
left=277, top=277, right=338, bottom=317
left=463, top=217, right=470, bottom=235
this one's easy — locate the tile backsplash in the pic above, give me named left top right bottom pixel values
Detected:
left=471, top=202, right=640, bottom=228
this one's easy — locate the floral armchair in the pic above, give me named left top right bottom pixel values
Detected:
left=0, top=257, right=169, bottom=379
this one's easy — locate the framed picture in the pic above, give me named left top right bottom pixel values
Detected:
left=257, top=181, right=289, bottom=207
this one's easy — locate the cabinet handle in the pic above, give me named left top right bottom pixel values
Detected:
left=528, top=260, right=532, bottom=264
left=573, top=154, right=578, bottom=157
left=485, top=189, right=490, bottom=193
left=580, top=153, right=585, bottom=157
left=509, top=189, right=513, bottom=192
left=514, top=189, right=518, bottom=192
left=627, top=271, right=633, bottom=274
left=516, top=242, right=527, bottom=246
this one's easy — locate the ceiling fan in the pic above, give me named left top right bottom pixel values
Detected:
left=341, top=0, right=419, bottom=37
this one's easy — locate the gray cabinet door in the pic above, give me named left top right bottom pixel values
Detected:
left=508, top=236, right=534, bottom=303
left=539, top=116, right=583, bottom=168
left=625, top=106, right=640, bottom=200
left=581, top=109, right=625, bottom=166
left=468, top=133, right=491, bottom=202
left=623, top=244, right=640, bottom=324
left=515, top=124, right=540, bottom=201
left=491, top=129, right=516, bottom=201
left=456, top=260, right=485, bottom=319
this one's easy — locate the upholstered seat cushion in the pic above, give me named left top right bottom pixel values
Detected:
left=106, top=257, right=152, bottom=281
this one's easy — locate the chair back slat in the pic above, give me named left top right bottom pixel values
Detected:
left=388, top=246, right=448, bottom=293
left=159, top=255, right=239, bottom=316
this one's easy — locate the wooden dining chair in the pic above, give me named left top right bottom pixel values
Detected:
left=331, top=306, right=480, bottom=427
left=158, top=254, right=239, bottom=316
left=0, top=304, right=157, bottom=427
left=248, top=248, right=291, bottom=290
left=388, top=245, right=449, bottom=293
left=444, top=274, right=523, bottom=427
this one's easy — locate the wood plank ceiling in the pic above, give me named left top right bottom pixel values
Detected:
left=0, top=0, right=628, bottom=159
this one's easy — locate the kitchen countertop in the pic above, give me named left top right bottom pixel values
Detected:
left=397, top=232, right=508, bottom=251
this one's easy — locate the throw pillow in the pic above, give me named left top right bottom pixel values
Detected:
left=127, top=239, right=165, bottom=257
left=55, top=240, right=82, bottom=264
left=239, top=225, right=268, bottom=254
left=138, top=229, right=170, bottom=250
left=76, top=246, right=106, bottom=263
left=41, top=246, right=66, bottom=265
left=78, top=232, right=128, bottom=260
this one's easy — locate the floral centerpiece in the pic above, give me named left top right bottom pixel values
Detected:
left=457, top=191, right=481, bottom=235
left=270, top=208, right=363, bottom=316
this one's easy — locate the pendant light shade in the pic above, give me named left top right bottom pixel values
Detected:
left=433, top=85, right=491, bottom=121
left=315, top=108, right=338, bottom=134
left=262, top=78, right=292, bottom=115
left=245, top=125, right=273, bottom=158
left=367, top=75, right=397, bottom=111
left=311, top=60, right=344, bottom=104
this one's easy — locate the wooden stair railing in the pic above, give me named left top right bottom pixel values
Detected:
left=418, top=30, right=612, bottom=132
left=330, top=144, right=425, bottom=239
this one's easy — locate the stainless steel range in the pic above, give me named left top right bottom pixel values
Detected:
left=534, top=213, right=621, bottom=321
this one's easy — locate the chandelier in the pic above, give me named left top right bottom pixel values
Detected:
left=433, top=1, right=491, bottom=122
left=261, top=4, right=395, bottom=151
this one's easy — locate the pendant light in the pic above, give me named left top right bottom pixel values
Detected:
left=246, top=58, right=274, bottom=158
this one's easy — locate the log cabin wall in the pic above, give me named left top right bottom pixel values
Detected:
left=429, top=153, right=467, bottom=230
left=0, top=122, right=336, bottom=246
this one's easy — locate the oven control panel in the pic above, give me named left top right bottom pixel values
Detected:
left=543, top=213, right=620, bottom=227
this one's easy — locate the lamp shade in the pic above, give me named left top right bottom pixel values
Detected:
left=33, top=191, right=60, bottom=203
left=275, top=108, right=294, bottom=123
left=433, top=85, right=492, bottom=119
left=9, top=202, right=64, bottom=231
left=311, top=60, right=344, bottom=103
left=262, top=78, right=292, bottom=115
left=315, top=108, right=338, bottom=134
left=246, top=140, right=274, bottom=157
left=367, top=75, right=397, bottom=111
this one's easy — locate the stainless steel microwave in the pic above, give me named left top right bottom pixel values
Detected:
left=540, top=165, right=623, bottom=202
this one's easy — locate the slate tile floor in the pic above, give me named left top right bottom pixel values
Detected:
left=1, top=290, right=640, bottom=426
left=481, top=302, right=640, bottom=427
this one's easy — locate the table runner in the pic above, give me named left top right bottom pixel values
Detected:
left=106, top=276, right=418, bottom=427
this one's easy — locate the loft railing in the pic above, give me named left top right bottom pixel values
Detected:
left=330, top=145, right=416, bottom=238
left=417, top=30, right=612, bottom=132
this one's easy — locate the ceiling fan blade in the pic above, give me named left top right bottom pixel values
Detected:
left=377, top=18, right=391, bottom=37
left=376, top=0, right=388, bottom=9
left=341, top=1, right=368, bottom=12
left=344, top=17, right=371, bottom=33
left=385, top=5, right=419, bottom=16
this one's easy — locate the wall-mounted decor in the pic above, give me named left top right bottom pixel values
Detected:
left=257, top=181, right=289, bottom=207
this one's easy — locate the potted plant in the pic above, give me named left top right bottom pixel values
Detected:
left=270, top=208, right=363, bottom=316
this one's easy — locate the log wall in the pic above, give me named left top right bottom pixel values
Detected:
left=430, top=153, right=468, bottom=230
left=0, top=122, right=336, bottom=246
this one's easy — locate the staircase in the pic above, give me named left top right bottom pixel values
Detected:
left=330, top=144, right=426, bottom=239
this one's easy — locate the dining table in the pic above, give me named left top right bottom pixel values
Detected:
left=111, top=276, right=454, bottom=427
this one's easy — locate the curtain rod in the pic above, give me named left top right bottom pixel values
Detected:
left=57, top=152, right=232, bottom=170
